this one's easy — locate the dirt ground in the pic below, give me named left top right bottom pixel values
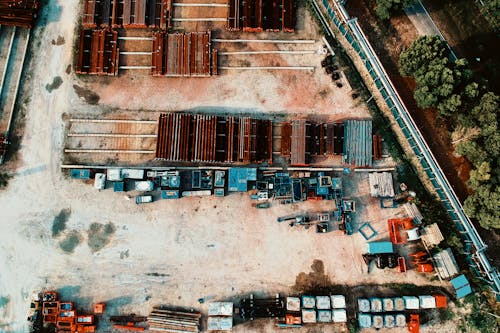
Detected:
left=0, top=1, right=462, bottom=333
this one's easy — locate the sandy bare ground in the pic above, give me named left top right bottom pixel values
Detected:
left=0, top=1, right=461, bottom=333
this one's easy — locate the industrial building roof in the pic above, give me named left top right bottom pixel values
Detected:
left=450, top=275, right=473, bottom=298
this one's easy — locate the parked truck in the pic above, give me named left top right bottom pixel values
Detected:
left=135, top=195, right=153, bottom=204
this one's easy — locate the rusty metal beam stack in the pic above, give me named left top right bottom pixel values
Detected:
left=290, top=120, right=309, bottom=166
left=147, top=0, right=172, bottom=29
left=152, top=31, right=216, bottom=77
left=155, top=113, right=272, bottom=164
left=0, top=0, right=40, bottom=28
left=123, top=0, right=147, bottom=28
left=76, top=28, right=119, bottom=76
left=82, top=0, right=172, bottom=29
left=227, top=0, right=295, bottom=32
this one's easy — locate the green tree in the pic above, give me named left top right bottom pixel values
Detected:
left=455, top=141, right=487, bottom=166
left=468, top=162, right=491, bottom=189
left=464, top=185, right=500, bottom=230
left=376, top=0, right=417, bottom=20
left=398, top=35, right=448, bottom=77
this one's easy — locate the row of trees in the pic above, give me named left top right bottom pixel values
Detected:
left=398, top=36, right=499, bottom=230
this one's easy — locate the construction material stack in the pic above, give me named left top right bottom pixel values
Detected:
left=227, top=0, right=295, bottom=32
left=0, top=0, right=40, bottom=27
left=207, top=302, right=233, bottom=331
left=152, top=32, right=216, bottom=77
left=76, top=28, right=119, bottom=76
left=147, top=307, right=201, bottom=333
left=279, top=295, right=346, bottom=327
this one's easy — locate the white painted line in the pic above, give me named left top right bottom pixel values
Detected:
left=219, top=50, right=316, bottom=55
left=213, top=39, right=316, bottom=44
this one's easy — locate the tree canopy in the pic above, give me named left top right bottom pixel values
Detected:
left=376, top=0, right=417, bottom=20
left=399, top=36, right=500, bottom=230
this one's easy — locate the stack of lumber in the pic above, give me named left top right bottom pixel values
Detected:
left=147, top=307, right=201, bottom=333
left=368, top=172, right=394, bottom=197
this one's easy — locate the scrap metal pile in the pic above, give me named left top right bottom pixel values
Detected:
left=0, top=0, right=40, bottom=27
left=227, top=0, right=295, bottom=32
left=82, top=0, right=173, bottom=29
left=152, top=31, right=217, bottom=77
left=76, top=29, right=119, bottom=75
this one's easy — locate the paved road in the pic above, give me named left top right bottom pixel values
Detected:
left=404, top=0, right=457, bottom=60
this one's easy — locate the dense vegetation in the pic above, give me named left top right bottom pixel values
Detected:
left=398, top=36, right=499, bottom=230
left=375, top=0, right=416, bottom=20
left=481, top=0, right=500, bottom=23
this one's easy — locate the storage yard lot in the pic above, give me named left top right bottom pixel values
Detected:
left=0, top=1, right=460, bottom=333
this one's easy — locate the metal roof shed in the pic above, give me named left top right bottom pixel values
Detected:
left=367, top=241, right=394, bottom=254
left=450, top=275, right=473, bottom=298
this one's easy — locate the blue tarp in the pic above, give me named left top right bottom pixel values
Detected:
left=162, top=190, right=180, bottom=199
left=70, top=169, right=90, bottom=179
left=228, top=168, right=256, bottom=192
left=113, top=182, right=124, bottom=192
left=367, top=241, right=394, bottom=254
left=450, top=274, right=473, bottom=298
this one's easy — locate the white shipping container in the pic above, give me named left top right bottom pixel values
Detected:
left=419, top=295, right=436, bottom=309
left=107, top=168, right=122, bottom=181
left=317, top=310, right=332, bottom=323
left=332, top=309, right=347, bottom=323
left=286, top=297, right=301, bottom=312
left=373, top=315, right=384, bottom=329
left=384, top=315, right=395, bottom=328
left=302, top=296, right=316, bottom=309
left=358, top=298, right=370, bottom=312
left=358, top=313, right=372, bottom=328
left=394, top=297, right=405, bottom=311
left=94, top=173, right=106, bottom=190
left=316, top=296, right=331, bottom=309
left=301, top=309, right=316, bottom=323
left=135, top=181, right=154, bottom=192
left=122, top=169, right=145, bottom=180
left=331, top=295, right=346, bottom=309
left=396, top=314, right=406, bottom=327
left=403, top=296, right=419, bottom=310
left=207, top=317, right=232, bottom=331
left=208, top=302, right=233, bottom=316
left=370, top=298, right=383, bottom=312
left=383, top=298, right=394, bottom=311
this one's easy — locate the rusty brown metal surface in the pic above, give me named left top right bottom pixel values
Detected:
left=228, top=0, right=294, bottom=32
left=156, top=113, right=273, bottom=164
left=152, top=31, right=215, bottom=77
left=76, top=28, right=119, bottom=76
left=0, top=0, right=40, bottom=28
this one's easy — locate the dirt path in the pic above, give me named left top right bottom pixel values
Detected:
left=344, top=0, right=500, bottom=267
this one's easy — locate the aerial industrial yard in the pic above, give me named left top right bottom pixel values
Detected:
left=0, top=1, right=499, bottom=333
